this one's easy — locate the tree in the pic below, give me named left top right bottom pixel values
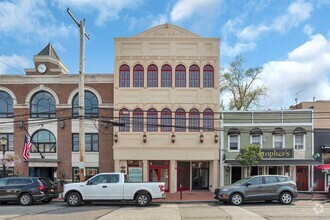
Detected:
left=236, top=144, right=263, bottom=176
left=221, top=55, right=267, bottom=110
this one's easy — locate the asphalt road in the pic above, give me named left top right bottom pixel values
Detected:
left=0, top=200, right=329, bottom=220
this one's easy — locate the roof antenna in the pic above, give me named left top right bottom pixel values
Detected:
left=295, top=89, right=303, bottom=105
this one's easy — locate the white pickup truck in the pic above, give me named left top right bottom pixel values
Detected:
left=63, top=172, right=165, bottom=207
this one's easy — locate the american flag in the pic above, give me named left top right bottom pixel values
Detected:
left=22, top=133, right=32, bottom=160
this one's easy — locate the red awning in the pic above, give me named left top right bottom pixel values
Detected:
left=314, top=164, right=330, bottom=170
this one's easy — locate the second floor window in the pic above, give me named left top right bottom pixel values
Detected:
left=119, top=109, right=130, bottom=132
left=147, top=109, right=158, bottom=132
left=175, top=109, right=186, bottom=132
left=31, top=129, right=56, bottom=153
left=273, top=134, right=284, bottom=148
left=229, top=134, right=239, bottom=151
left=30, top=91, right=56, bottom=118
left=0, top=91, right=13, bottom=118
left=72, top=133, right=99, bottom=152
left=147, top=65, right=158, bottom=87
left=203, top=109, right=214, bottom=132
left=251, top=134, right=262, bottom=146
left=133, top=65, right=144, bottom=87
left=161, top=108, right=172, bottom=132
left=189, top=109, right=199, bottom=132
left=294, top=134, right=304, bottom=150
left=133, top=109, right=144, bottom=132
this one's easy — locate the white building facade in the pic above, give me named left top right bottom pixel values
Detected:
left=113, top=24, right=220, bottom=192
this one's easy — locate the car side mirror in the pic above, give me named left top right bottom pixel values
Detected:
left=245, top=182, right=251, bottom=187
left=87, top=180, right=94, bottom=185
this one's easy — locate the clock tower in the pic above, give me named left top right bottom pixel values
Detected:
left=25, top=43, right=69, bottom=76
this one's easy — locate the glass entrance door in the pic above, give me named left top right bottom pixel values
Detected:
left=192, top=168, right=209, bottom=189
left=149, top=161, right=169, bottom=192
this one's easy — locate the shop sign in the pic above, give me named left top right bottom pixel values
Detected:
left=261, top=149, right=293, bottom=158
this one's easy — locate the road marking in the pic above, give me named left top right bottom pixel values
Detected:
left=219, top=206, right=266, bottom=220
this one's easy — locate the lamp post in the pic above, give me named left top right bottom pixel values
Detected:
left=0, top=137, right=7, bottom=178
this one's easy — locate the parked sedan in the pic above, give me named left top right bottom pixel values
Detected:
left=214, top=175, right=297, bottom=205
left=0, top=177, right=59, bottom=206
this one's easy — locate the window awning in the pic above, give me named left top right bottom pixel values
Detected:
left=228, top=128, right=240, bottom=135
left=250, top=127, right=263, bottom=135
left=314, top=164, right=330, bottom=170
left=225, top=159, right=322, bottom=166
left=293, top=127, right=307, bottom=134
left=272, top=127, right=286, bottom=135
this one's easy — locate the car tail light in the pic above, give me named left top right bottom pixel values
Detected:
left=159, top=185, right=165, bottom=193
left=37, top=185, right=47, bottom=191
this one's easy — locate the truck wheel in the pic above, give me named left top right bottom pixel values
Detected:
left=230, top=193, right=243, bottom=205
left=135, top=193, right=150, bottom=207
left=279, top=192, right=292, bottom=205
left=67, top=192, right=82, bottom=207
left=19, top=193, right=33, bottom=206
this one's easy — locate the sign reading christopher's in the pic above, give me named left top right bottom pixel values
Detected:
left=261, top=149, right=293, bottom=158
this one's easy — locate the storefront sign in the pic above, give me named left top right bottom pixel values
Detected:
left=261, top=149, right=293, bottom=158
left=128, top=167, right=143, bottom=183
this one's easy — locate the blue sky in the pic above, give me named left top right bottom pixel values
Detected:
left=0, top=0, right=330, bottom=109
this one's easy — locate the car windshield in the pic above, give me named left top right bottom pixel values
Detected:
left=231, top=177, right=251, bottom=186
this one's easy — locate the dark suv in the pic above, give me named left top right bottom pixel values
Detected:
left=0, top=177, right=59, bottom=206
left=214, top=175, right=297, bottom=205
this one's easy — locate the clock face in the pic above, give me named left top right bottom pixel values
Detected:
left=37, top=64, right=47, bottom=73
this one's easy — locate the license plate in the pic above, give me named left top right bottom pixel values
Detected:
left=50, top=189, right=54, bottom=192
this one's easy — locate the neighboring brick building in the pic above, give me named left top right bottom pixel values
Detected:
left=293, top=100, right=330, bottom=192
left=0, top=44, right=114, bottom=182
left=113, top=24, right=220, bottom=193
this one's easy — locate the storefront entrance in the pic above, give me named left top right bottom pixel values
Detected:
left=296, top=166, right=309, bottom=191
left=29, top=167, right=56, bottom=181
left=177, top=161, right=190, bottom=191
left=231, top=167, right=242, bottom=184
left=149, top=160, right=169, bottom=192
left=192, top=161, right=209, bottom=190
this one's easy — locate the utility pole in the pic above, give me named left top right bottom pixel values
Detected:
left=67, top=8, right=90, bottom=182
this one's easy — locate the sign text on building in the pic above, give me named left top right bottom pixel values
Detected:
left=261, top=149, right=293, bottom=158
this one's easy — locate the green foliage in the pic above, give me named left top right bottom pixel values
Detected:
left=236, top=144, right=263, bottom=168
left=221, top=55, right=267, bottom=110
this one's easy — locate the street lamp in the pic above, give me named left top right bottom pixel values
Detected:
left=0, top=137, right=7, bottom=178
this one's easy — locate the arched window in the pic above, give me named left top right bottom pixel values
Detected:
left=161, top=108, right=172, bottom=132
left=0, top=91, right=13, bottom=118
left=189, top=65, right=200, bottom=87
left=175, top=65, right=186, bottom=87
left=119, top=65, right=130, bottom=87
left=133, top=65, right=144, bottom=87
left=203, top=65, right=214, bottom=88
left=147, top=65, right=158, bottom=87
left=30, top=91, right=56, bottom=118
left=147, top=108, right=158, bottom=132
left=31, top=129, right=56, bottom=153
left=175, top=108, right=186, bottom=132
left=161, top=65, right=172, bottom=87
left=133, top=108, right=144, bottom=132
left=203, top=109, right=214, bottom=132
left=72, top=91, right=99, bottom=118
left=119, top=109, right=130, bottom=132
left=189, top=109, right=200, bottom=132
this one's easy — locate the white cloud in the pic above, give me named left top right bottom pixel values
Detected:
left=260, top=34, right=330, bottom=109
left=54, top=0, right=142, bottom=26
left=0, top=0, right=73, bottom=42
left=238, top=24, right=270, bottom=42
left=170, top=0, right=221, bottom=22
left=221, top=42, right=256, bottom=57
left=0, top=55, right=31, bottom=74
left=303, top=24, right=314, bottom=36
left=272, top=0, right=313, bottom=33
